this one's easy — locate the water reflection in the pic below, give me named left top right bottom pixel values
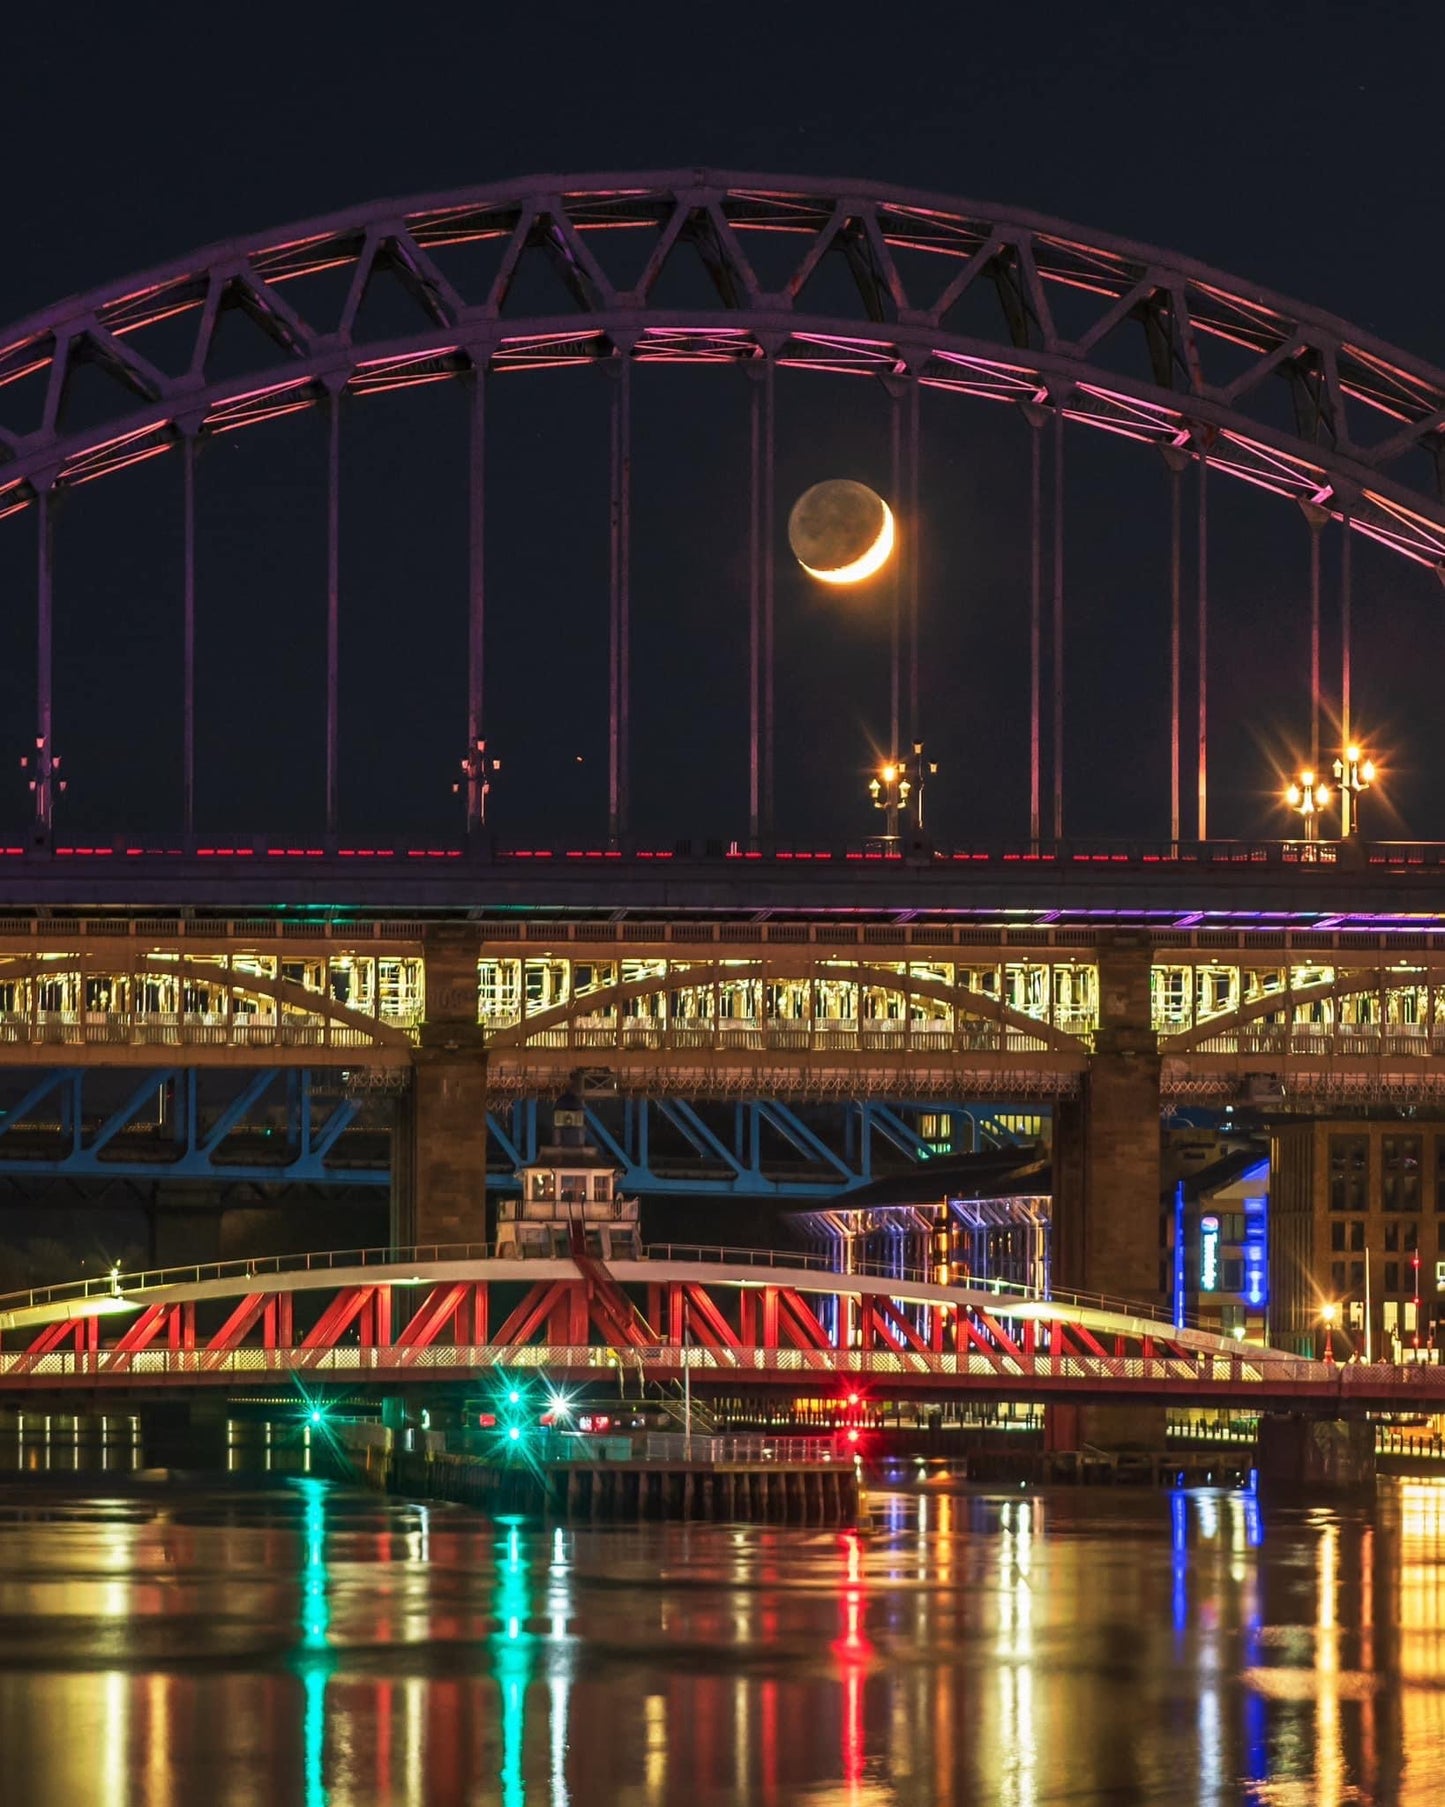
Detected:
left=0, top=1474, right=1444, bottom=1802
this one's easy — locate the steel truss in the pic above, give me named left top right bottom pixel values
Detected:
left=0, top=1067, right=1029, bottom=1196
left=487, top=1096, right=1033, bottom=1196
left=4, top=172, right=1445, bottom=565
left=0, top=1067, right=372, bottom=1185
left=2, top=1246, right=1417, bottom=1409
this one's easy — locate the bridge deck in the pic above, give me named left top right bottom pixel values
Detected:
left=0, top=842, right=1438, bottom=916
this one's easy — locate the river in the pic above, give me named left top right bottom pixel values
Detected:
left=0, top=1466, right=1440, bottom=1805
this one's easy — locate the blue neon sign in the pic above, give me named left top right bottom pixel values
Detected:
left=1200, top=1215, right=1220, bottom=1292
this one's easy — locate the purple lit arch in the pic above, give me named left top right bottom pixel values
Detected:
left=4, top=171, right=1445, bottom=844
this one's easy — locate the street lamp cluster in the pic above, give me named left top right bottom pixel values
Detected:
left=1285, top=745, right=1376, bottom=842
left=867, top=742, right=937, bottom=841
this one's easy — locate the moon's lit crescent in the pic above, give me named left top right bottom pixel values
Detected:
left=800, top=501, right=896, bottom=585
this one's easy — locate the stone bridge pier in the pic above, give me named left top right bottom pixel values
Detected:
left=1051, top=932, right=1165, bottom=1451
left=391, top=926, right=488, bottom=1249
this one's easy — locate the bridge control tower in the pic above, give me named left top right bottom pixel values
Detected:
left=495, top=1091, right=640, bottom=1260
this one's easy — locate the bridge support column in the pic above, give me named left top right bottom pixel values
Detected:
left=1052, top=933, right=1162, bottom=1303
left=392, top=927, right=488, bottom=1250
left=1257, top=1415, right=1375, bottom=1497
left=1051, top=933, right=1164, bottom=1453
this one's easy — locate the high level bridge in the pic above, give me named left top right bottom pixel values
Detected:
left=5, top=175, right=1445, bottom=1308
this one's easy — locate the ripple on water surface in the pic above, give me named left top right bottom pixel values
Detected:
left=0, top=1472, right=1441, bottom=1805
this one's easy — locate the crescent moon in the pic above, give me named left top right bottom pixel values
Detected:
left=801, top=501, right=896, bottom=585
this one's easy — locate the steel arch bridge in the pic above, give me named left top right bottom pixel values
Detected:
left=11, top=173, right=1445, bottom=1322
left=0, top=1242, right=1404, bottom=1410
left=3, top=171, right=1445, bottom=849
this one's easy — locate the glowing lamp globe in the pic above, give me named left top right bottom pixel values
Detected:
left=787, top=480, right=895, bottom=584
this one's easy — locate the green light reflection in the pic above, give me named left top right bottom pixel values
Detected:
left=493, top=1515, right=535, bottom=1807
left=296, top=1477, right=334, bottom=1807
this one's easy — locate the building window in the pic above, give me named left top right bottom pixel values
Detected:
left=1332, top=1222, right=1347, bottom=1252
left=1222, top=1257, right=1244, bottom=1292
left=1385, top=1222, right=1399, bottom=1252
left=1331, top=1261, right=1347, bottom=1290
left=1405, top=1223, right=1420, bottom=1252
left=1350, top=1260, right=1365, bottom=1292
left=1436, top=1137, right=1445, bottom=1209
left=1385, top=1261, right=1401, bottom=1294
left=1349, top=1221, right=1365, bottom=1253
left=1384, top=1136, right=1422, bottom=1212
left=1329, top=1136, right=1368, bottom=1211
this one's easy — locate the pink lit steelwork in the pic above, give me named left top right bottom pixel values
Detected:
left=0, top=173, right=1441, bottom=564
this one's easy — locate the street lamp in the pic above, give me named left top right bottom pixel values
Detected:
left=1332, top=745, right=1376, bottom=839
left=867, top=742, right=937, bottom=841
left=453, top=737, right=501, bottom=828
left=1285, top=770, right=1330, bottom=842
left=1319, top=1300, right=1339, bottom=1364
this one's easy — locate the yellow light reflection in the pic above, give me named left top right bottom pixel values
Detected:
left=644, top=1693, right=667, bottom=1802
left=1316, top=1520, right=1344, bottom=1807
left=1398, top=1483, right=1445, bottom=1797
left=995, top=1499, right=1037, bottom=1807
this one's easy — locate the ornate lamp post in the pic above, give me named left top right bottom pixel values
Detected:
left=1285, top=769, right=1330, bottom=843
left=867, top=742, right=937, bottom=841
left=1332, top=745, right=1376, bottom=838
left=868, top=760, right=910, bottom=842
left=453, top=737, right=501, bottom=829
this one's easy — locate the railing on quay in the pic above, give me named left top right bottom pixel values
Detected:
left=636, top=1433, right=841, bottom=1466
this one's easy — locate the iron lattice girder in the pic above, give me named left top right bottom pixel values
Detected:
left=0, top=1253, right=1248, bottom=1367
left=4, top=1250, right=1430, bottom=1406
left=0, top=173, right=1444, bottom=561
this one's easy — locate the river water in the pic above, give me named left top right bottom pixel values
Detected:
left=0, top=1468, right=1441, bottom=1806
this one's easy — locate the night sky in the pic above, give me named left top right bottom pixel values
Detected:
left=3, top=1, right=1445, bottom=848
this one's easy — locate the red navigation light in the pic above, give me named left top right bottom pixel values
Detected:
left=846, top=1428, right=860, bottom=1445
left=846, top=1392, right=860, bottom=1407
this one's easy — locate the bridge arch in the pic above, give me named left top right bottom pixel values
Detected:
left=0, top=951, right=414, bottom=1050
left=487, top=957, right=1089, bottom=1055
left=2, top=173, right=1444, bottom=564
left=1162, top=966, right=1418, bottom=1053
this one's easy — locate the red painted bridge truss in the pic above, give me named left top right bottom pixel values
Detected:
left=2, top=1253, right=1440, bottom=1408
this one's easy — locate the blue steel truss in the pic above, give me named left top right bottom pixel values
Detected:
left=0, top=1068, right=369, bottom=1186
left=0, top=1070, right=1036, bottom=1196
left=486, top=1097, right=1035, bottom=1196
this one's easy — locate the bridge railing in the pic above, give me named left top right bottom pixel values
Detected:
left=0, top=1345, right=1310, bottom=1384
left=0, top=1238, right=1207, bottom=1338
left=637, top=1243, right=1216, bottom=1331
left=0, top=1242, right=496, bottom=1317
left=23, top=835, right=1445, bottom=866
